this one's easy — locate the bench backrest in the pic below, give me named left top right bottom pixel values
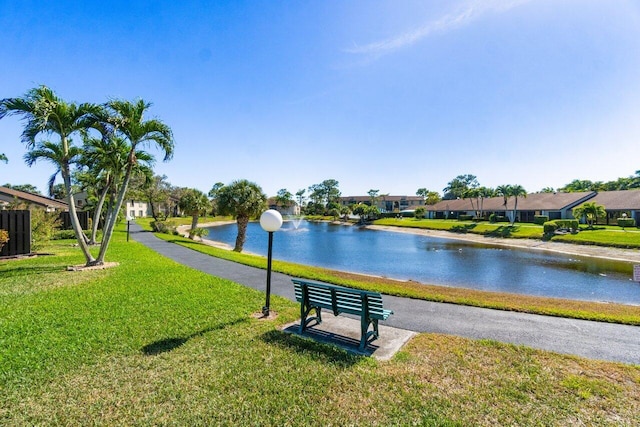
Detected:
left=292, top=279, right=389, bottom=320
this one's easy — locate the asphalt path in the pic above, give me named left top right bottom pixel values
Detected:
left=130, top=223, right=640, bottom=365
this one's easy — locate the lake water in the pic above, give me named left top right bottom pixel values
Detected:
left=205, top=221, right=640, bottom=305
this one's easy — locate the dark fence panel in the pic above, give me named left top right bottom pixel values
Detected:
left=59, top=211, right=89, bottom=230
left=0, top=210, right=31, bottom=257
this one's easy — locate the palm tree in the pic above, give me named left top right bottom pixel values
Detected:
left=216, top=179, right=267, bottom=252
left=178, top=188, right=210, bottom=239
left=509, top=184, right=527, bottom=225
left=80, top=133, right=155, bottom=245
left=94, top=99, right=174, bottom=264
left=0, top=85, right=102, bottom=265
left=573, top=202, right=606, bottom=229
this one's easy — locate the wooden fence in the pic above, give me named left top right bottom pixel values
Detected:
left=0, top=210, right=31, bottom=257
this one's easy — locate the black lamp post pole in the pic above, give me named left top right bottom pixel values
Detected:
left=262, top=231, right=274, bottom=316
left=127, top=219, right=130, bottom=242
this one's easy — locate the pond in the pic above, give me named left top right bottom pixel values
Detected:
left=205, top=221, right=640, bottom=305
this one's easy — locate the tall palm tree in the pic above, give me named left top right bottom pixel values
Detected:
left=94, top=99, right=174, bottom=264
left=0, top=86, right=102, bottom=265
left=509, top=184, right=527, bottom=225
left=216, top=179, right=267, bottom=252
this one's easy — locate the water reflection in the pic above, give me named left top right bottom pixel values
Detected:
left=205, top=221, right=639, bottom=305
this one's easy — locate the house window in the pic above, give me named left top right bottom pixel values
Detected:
left=139, top=210, right=143, bottom=217
left=130, top=210, right=135, bottom=218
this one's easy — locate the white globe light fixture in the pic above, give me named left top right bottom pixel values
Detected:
left=259, top=209, right=283, bottom=316
left=260, top=209, right=283, bottom=232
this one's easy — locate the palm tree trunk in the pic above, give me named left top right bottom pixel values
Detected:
left=512, top=197, right=518, bottom=226
left=63, top=168, right=95, bottom=265
left=234, top=216, right=249, bottom=252
left=95, top=163, right=134, bottom=264
left=189, top=214, right=198, bottom=239
left=89, top=183, right=110, bottom=245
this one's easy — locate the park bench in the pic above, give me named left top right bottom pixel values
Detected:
left=292, top=279, right=393, bottom=350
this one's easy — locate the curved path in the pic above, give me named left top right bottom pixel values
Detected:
left=130, top=224, right=640, bottom=365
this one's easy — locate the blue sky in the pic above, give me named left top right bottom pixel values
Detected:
left=1, top=0, right=639, bottom=198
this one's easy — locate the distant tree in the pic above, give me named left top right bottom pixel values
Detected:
left=208, top=182, right=224, bottom=199
left=573, top=202, right=606, bottom=229
left=216, top=179, right=267, bottom=252
left=352, top=203, right=379, bottom=223
left=509, top=185, right=527, bottom=225
left=368, top=189, right=380, bottom=206
left=559, top=179, right=599, bottom=192
left=3, top=183, right=41, bottom=194
left=443, top=174, right=479, bottom=200
left=133, top=174, right=173, bottom=220
left=295, top=189, right=306, bottom=208
left=540, top=187, right=555, bottom=193
left=275, top=188, right=294, bottom=210
left=50, top=183, right=67, bottom=199
left=339, top=205, right=351, bottom=221
left=496, top=184, right=511, bottom=209
left=414, top=207, right=426, bottom=219
left=178, top=188, right=210, bottom=239
left=416, top=188, right=441, bottom=205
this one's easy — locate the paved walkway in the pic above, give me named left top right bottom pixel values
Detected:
left=131, top=223, right=640, bottom=365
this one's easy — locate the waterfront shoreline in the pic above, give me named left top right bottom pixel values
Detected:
left=186, top=220, right=640, bottom=265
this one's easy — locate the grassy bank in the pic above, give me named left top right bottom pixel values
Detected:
left=1, top=226, right=639, bottom=425
left=374, top=218, right=640, bottom=248
left=142, top=218, right=640, bottom=326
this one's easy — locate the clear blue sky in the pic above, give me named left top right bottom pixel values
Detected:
left=1, top=0, right=639, bottom=198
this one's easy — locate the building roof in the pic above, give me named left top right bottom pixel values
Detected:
left=589, top=190, right=640, bottom=210
left=427, top=191, right=596, bottom=212
left=0, top=186, right=69, bottom=211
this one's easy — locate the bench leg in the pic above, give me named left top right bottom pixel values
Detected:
left=359, top=317, right=380, bottom=350
left=300, top=303, right=322, bottom=334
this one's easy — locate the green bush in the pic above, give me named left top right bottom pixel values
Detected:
left=53, top=230, right=77, bottom=240
left=458, top=214, right=473, bottom=221
left=543, top=221, right=558, bottom=234
left=31, top=209, right=62, bottom=250
left=0, top=229, right=8, bottom=252
left=534, top=215, right=549, bottom=225
left=151, top=219, right=177, bottom=234
left=617, top=218, right=636, bottom=228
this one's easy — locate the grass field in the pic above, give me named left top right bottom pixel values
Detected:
left=2, top=225, right=639, bottom=425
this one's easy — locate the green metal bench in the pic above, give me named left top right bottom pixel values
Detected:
left=292, top=279, right=393, bottom=350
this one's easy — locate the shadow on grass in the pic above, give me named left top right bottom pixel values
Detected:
left=484, top=225, right=517, bottom=238
left=0, top=264, right=72, bottom=276
left=260, top=330, right=362, bottom=368
left=451, top=224, right=477, bottom=234
left=142, top=317, right=248, bottom=356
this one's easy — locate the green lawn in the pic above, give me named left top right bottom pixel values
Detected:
left=1, top=226, right=639, bottom=425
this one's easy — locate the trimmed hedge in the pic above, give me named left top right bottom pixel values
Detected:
left=458, top=214, right=474, bottom=221
left=617, top=218, right=636, bottom=228
left=534, top=215, right=549, bottom=225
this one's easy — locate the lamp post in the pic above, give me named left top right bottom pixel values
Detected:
left=126, top=215, right=132, bottom=242
left=259, top=209, right=283, bottom=317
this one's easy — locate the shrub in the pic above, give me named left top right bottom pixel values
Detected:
left=414, top=207, right=426, bottom=219
left=458, top=215, right=473, bottom=221
left=617, top=218, right=636, bottom=228
left=31, top=209, right=62, bottom=250
left=0, top=229, right=8, bottom=252
left=534, top=215, right=549, bottom=225
left=151, top=219, right=177, bottom=234
left=556, top=219, right=579, bottom=231
left=53, top=230, right=77, bottom=240
left=543, top=221, right=558, bottom=234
